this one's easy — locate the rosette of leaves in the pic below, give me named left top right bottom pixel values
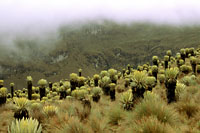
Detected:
left=100, top=70, right=109, bottom=78
left=0, top=87, right=7, bottom=105
left=13, top=97, right=29, bottom=120
left=108, top=68, right=118, bottom=84
left=71, top=89, right=88, bottom=100
left=91, top=87, right=102, bottom=102
left=120, top=91, right=133, bottom=110
left=185, top=48, right=189, bottom=57
left=93, top=74, right=100, bottom=87
left=166, top=50, right=172, bottom=58
left=131, top=71, right=147, bottom=99
left=175, top=82, right=186, bottom=100
left=70, top=73, right=78, bottom=91
left=189, top=47, right=195, bottom=56
left=152, top=56, right=159, bottom=66
left=78, top=76, right=86, bottom=87
left=109, top=83, right=116, bottom=101
left=100, top=76, right=111, bottom=95
left=146, top=76, right=156, bottom=91
left=8, top=117, right=42, bottom=133
left=180, top=64, right=192, bottom=74
left=158, top=74, right=165, bottom=84
left=165, top=68, right=179, bottom=103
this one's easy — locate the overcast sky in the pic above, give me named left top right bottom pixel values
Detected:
left=0, top=0, right=200, bottom=45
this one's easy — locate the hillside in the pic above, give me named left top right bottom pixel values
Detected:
left=1, top=21, right=200, bottom=88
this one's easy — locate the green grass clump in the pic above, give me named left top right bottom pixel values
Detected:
left=134, top=91, right=180, bottom=126
left=129, top=116, right=177, bottom=133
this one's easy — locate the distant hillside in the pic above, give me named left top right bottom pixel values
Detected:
left=1, top=21, right=200, bottom=89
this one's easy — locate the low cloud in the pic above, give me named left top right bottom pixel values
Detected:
left=0, top=0, right=200, bottom=47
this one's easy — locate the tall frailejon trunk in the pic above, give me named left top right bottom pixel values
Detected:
left=110, top=89, right=115, bottom=101
left=11, top=86, right=14, bottom=98
left=165, top=80, right=176, bottom=103
left=164, top=61, right=168, bottom=69
left=192, top=64, right=196, bottom=75
left=27, top=81, right=32, bottom=100
left=49, top=82, right=53, bottom=91
left=39, top=87, right=46, bottom=100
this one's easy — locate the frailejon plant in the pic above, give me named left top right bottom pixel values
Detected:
left=108, top=68, right=118, bottom=84
left=93, top=74, right=100, bottom=87
left=164, top=55, right=169, bottom=69
left=127, top=64, right=131, bottom=75
left=59, top=86, right=67, bottom=99
left=78, top=76, right=86, bottom=87
left=190, top=56, right=197, bottom=75
left=166, top=50, right=172, bottom=60
left=38, top=79, right=47, bottom=100
left=180, top=64, right=192, bottom=74
left=13, top=97, right=29, bottom=120
left=70, top=73, right=78, bottom=91
left=71, top=89, right=88, bottom=101
left=27, top=76, right=33, bottom=100
left=165, top=68, right=179, bottom=103
left=100, top=76, right=111, bottom=95
left=120, top=91, right=133, bottom=110
left=180, top=48, right=186, bottom=62
left=91, top=87, right=102, bottom=102
left=131, top=71, right=147, bottom=99
left=0, top=87, right=7, bottom=105
left=109, top=83, right=116, bottom=101
left=152, top=56, right=159, bottom=66
left=79, top=68, right=82, bottom=77
left=146, top=76, right=156, bottom=91
left=8, top=117, right=42, bottom=133
left=158, top=74, right=165, bottom=84
left=49, top=82, right=53, bottom=91
left=151, top=65, right=158, bottom=80
left=175, top=82, right=186, bottom=101
left=10, top=83, right=14, bottom=98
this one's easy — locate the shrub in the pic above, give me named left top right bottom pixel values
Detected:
left=8, top=117, right=42, bottom=133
